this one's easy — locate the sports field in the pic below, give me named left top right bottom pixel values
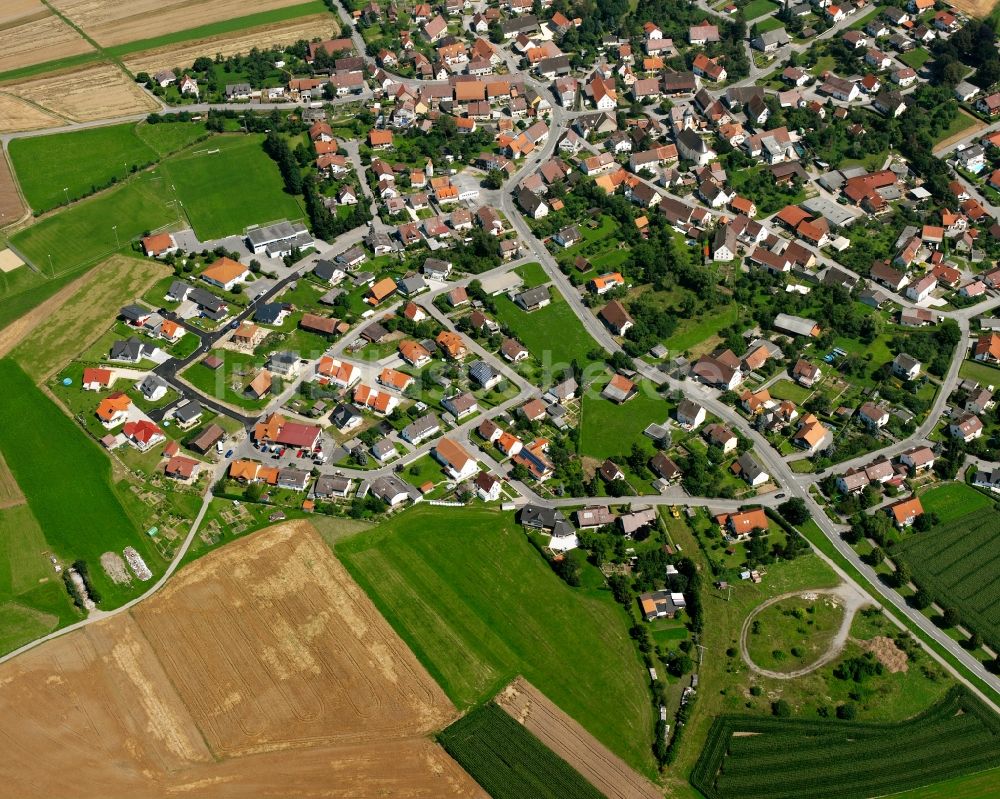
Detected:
left=895, top=507, right=999, bottom=647
left=0, top=359, right=160, bottom=607
left=336, top=506, right=657, bottom=776
left=9, top=171, right=177, bottom=276
left=161, top=134, right=305, bottom=239
left=10, top=124, right=158, bottom=212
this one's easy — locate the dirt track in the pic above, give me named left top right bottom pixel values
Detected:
left=496, top=677, right=663, bottom=799
left=740, top=584, right=870, bottom=680
left=0, top=522, right=483, bottom=798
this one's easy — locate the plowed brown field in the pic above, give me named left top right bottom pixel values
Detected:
left=497, top=677, right=664, bottom=799
left=51, top=0, right=315, bottom=47
left=122, top=15, right=340, bottom=77
left=0, top=522, right=485, bottom=798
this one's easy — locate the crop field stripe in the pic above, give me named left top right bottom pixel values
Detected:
left=896, top=509, right=1000, bottom=645
left=105, top=2, right=329, bottom=59
left=691, top=688, right=1000, bottom=799
left=438, top=704, right=604, bottom=799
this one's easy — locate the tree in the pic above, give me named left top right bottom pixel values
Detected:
left=911, top=588, right=932, bottom=610
left=836, top=703, right=857, bottom=720
left=778, top=497, right=810, bottom=525
left=772, top=699, right=792, bottom=717
left=967, top=631, right=983, bottom=651
left=942, top=607, right=961, bottom=628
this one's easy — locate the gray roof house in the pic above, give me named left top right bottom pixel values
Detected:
left=110, top=337, right=153, bottom=363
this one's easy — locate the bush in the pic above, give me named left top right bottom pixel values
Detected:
left=772, top=699, right=792, bottom=717
left=836, top=702, right=857, bottom=720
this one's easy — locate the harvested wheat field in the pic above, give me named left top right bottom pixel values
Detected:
left=0, top=93, right=62, bottom=133
left=0, top=522, right=482, bottom=798
left=950, top=0, right=998, bottom=16
left=0, top=0, right=46, bottom=27
left=123, top=15, right=340, bottom=76
left=0, top=12, right=94, bottom=74
left=497, top=677, right=663, bottom=799
left=0, top=153, right=26, bottom=224
left=10, top=255, right=171, bottom=380
left=5, top=63, right=158, bottom=123
left=52, top=0, right=315, bottom=47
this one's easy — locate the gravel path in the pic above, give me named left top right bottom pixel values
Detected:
left=740, top=583, right=870, bottom=680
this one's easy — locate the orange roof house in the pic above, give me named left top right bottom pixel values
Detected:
left=82, top=367, right=113, bottom=390
left=367, top=277, right=398, bottom=304
left=720, top=508, right=769, bottom=537
left=888, top=496, right=923, bottom=527
left=246, top=370, right=273, bottom=398
left=436, top=330, right=468, bottom=359
left=96, top=392, right=131, bottom=423
left=794, top=413, right=829, bottom=452
left=230, top=460, right=260, bottom=481
left=141, top=232, right=175, bottom=257
left=399, top=339, right=432, bottom=365
left=378, top=367, right=413, bottom=391
left=201, top=257, right=249, bottom=290
left=368, top=129, right=394, bottom=148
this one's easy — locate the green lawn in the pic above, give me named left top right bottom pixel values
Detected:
left=577, top=389, right=668, bottom=460
left=162, top=135, right=305, bottom=239
left=958, top=359, right=1000, bottom=388
left=663, top=304, right=739, bottom=356
left=744, top=0, right=779, bottom=18
left=0, top=359, right=161, bottom=608
left=753, top=16, right=784, bottom=33
left=10, top=171, right=177, bottom=277
left=336, top=506, right=657, bottom=776
left=134, top=120, right=210, bottom=157
left=885, top=768, right=1000, bottom=799
left=0, top=264, right=85, bottom=330
left=934, top=110, right=979, bottom=145
left=899, top=48, right=932, bottom=70
left=9, top=124, right=158, bottom=213
left=0, top=504, right=79, bottom=655
left=493, top=290, right=602, bottom=368
left=181, top=349, right=271, bottom=411
left=514, top=262, right=549, bottom=288
left=918, top=482, right=992, bottom=524
left=768, top=378, right=813, bottom=404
